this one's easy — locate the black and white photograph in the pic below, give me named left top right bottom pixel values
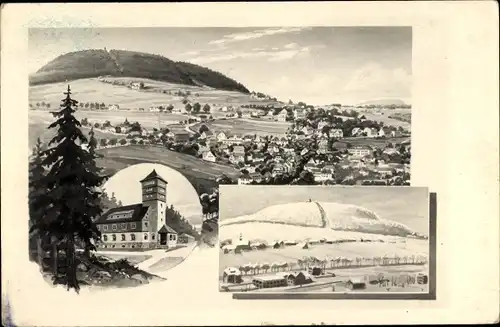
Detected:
left=2, top=1, right=499, bottom=326
left=27, top=26, right=413, bottom=293
left=219, top=186, right=432, bottom=297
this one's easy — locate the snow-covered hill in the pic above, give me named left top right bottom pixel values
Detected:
left=220, top=201, right=426, bottom=241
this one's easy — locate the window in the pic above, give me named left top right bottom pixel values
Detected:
left=160, top=203, right=163, bottom=208
left=131, top=222, right=136, bottom=229
left=121, top=223, right=126, bottom=229
left=144, top=233, right=148, bottom=240
left=103, top=235, right=108, bottom=241
left=151, top=234, right=155, bottom=240
left=144, top=222, right=148, bottom=228
left=112, top=234, right=116, bottom=241
left=112, top=224, right=117, bottom=231
left=103, top=225, right=108, bottom=231
left=131, top=234, right=136, bottom=241
left=97, top=225, right=101, bottom=231
left=121, top=234, right=126, bottom=241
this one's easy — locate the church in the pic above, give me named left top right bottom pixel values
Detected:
left=94, top=169, right=178, bottom=251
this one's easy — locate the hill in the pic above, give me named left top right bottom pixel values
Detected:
left=357, top=99, right=407, bottom=106
left=220, top=201, right=426, bottom=239
left=30, top=49, right=250, bottom=93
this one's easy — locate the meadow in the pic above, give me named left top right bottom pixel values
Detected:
left=195, top=118, right=291, bottom=136
left=339, top=136, right=411, bottom=148
left=29, top=77, right=280, bottom=111
left=358, top=109, right=412, bottom=129
left=95, top=145, right=238, bottom=195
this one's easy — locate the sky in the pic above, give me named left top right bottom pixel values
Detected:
left=29, top=27, right=412, bottom=105
left=220, top=186, right=429, bottom=235
left=102, top=163, right=202, bottom=224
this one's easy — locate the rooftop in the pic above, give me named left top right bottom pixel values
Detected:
left=140, top=169, right=168, bottom=183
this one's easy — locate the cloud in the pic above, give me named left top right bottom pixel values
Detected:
left=209, top=27, right=309, bottom=45
left=188, top=46, right=311, bottom=64
left=181, top=50, right=200, bottom=56
left=343, top=62, right=412, bottom=98
left=284, top=42, right=298, bottom=49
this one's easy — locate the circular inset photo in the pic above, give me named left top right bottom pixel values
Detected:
left=89, top=163, right=203, bottom=287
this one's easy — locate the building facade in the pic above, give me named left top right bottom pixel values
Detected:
left=95, top=169, right=178, bottom=251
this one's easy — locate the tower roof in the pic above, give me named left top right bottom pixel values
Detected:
left=140, top=169, right=168, bottom=184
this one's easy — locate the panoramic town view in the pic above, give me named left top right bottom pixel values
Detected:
left=27, top=27, right=412, bottom=292
left=219, top=186, right=430, bottom=294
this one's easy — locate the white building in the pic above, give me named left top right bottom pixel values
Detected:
left=202, top=151, right=216, bottom=163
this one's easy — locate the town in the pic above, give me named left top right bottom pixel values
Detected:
left=32, top=82, right=411, bottom=188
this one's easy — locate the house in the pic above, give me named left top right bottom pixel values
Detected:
left=226, top=134, right=243, bottom=145
left=346, top=278, right=366, bottom=290
left=173, top=132, right=191, bottom=143
left=216, top=131, right=227, bottom=142
left=276, top=109, right=288, bottom=122
left=249, top=172, right=263, bottom=183
left=391, top=130, right=403, bottom=137
left=308, top=266, right=323, bottom=276
left=149, top=106, right=160, bottom=112
left=305, top=158, right=319, bottom=169
left=318, top=139, right=329, bottom=154
left=253, top=153, right=265, bottom=163
left=178, top=233, right=195, bottom=244
left=252, top=275, right=287, bottom=289
left=378, top=127, right=392, bottom=137
left=238, top=174, right=253, bottom=185
left=233, top=145, right=245, bottom=156
left=348, top=145, right=372, bottom=158
left=351, top=127, right=363, bottom=137
left=294, top=108, right=306, bottom=119
left=329, top=128, right=344, bottom=138
left=200, top=130, right=215, bottom=140
left=268, top=144, right=280, bottom=154
left=272, top=165, right=285, bottom=176
left=317, top=121, right=328, bottom=131
left=383, top=147, right=399, bottom=155
left=363, top=127, right=374, bottom=137
left=223, top=267, right=243, bottom=284
left=245, top=153, right=254, bottom=162
left=95, top=170, right=178, bottom=250
left=202, top=150, right=216, bottom=163
left=313, top=168, right=333, bottom=182
left=108, top=104, right=120, bottom=111
left=130, top=82, right=143, bottom=90
left=243, top=134, right=254, bottom=143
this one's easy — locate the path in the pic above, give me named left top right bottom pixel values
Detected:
left=137, top=244, right=197, bottom=274
left=313, top=201, right=329, bottom=228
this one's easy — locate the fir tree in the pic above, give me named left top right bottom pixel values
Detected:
left=28, top=137, right=49, bottom=266
left=38, top=85, right=106, bottom=292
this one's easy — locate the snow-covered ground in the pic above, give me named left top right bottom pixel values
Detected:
left=220, top=201, right=425, bottom=240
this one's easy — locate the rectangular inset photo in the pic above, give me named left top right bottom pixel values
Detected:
left=218, top=185, right=435, bottom=299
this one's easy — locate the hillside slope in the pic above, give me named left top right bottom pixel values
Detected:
left=220, top=201, right=426, bottom=239
left=30, top=49, right=250, bottom=93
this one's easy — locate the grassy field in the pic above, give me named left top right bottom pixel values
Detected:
left=29, top=78, right=280, bottom=112
left=30, top=109, right=187, bottom=129
left=29, top=121, right=118, bottom=149
left=340, top=136, right=411, bottom=148
left=95, top=145, right=239, bottom=194
left=195, top=118, right=291, bottom=136
left=358, top=109, right=411, bottom=129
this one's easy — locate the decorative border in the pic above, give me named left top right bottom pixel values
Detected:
left=232, top=192, right=437, bottom=300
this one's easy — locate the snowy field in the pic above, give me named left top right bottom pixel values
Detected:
left=220, top=201, right=423, bottom=239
